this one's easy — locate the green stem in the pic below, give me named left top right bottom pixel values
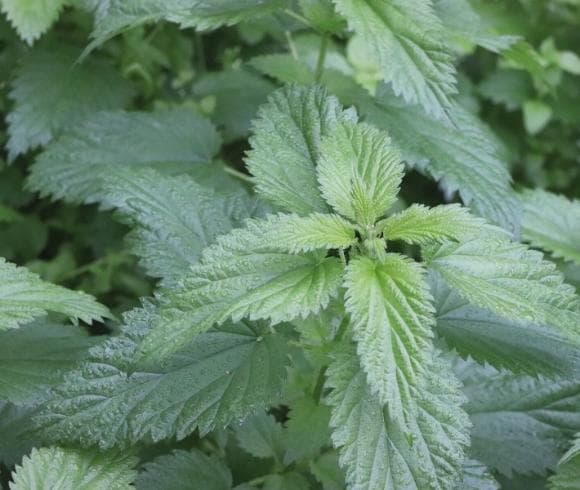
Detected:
left=314, top=34, right=329, bottom=82
left=282, top=9, right=317, bottom=31
left=224, top=166, right=254, bottom=184
left=285, top=31, right=299, bottom=60
left=312, top=366, right=328, bottom=403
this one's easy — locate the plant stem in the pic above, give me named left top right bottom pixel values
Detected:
left=314, top=34, right=329, bottom=82
left=224, top=166, right=254, bottom=184
left=312, top=366, right=328, bottom=403
left=282, top=9, right=317, bottom=31
left=285, top=31, right=299, bottom=60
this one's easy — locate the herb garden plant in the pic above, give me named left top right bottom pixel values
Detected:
left=1, top=1, right=580, bottom=489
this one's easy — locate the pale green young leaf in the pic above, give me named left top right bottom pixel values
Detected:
left=0, top=258, right=110, bottom=330
left=309, top=452, right=345, bottom=490
left=426, top=239, right=580, bottom=337
left=0, top=0, right=66, bottom=44
left=136, top=449, right=232, bottom=490
left=326, top=341, right=469, bottom=490
left=246, top=84, right=356, bottom=215
left=236, top=412, right=286, bottom=462
left=38, top=307, right=292, bottom=448
left=28, top=109, right=221, bottom=204
left=262, top=472, right=311, bottom=490
left=458, top=359, right=580, bottom=477
left=285, top=396, right=331, bottom=463
left=344, top=254, right=435, bottom=420
left=7, top=45, right=133, bottom=159
left=549, top=434, right=580, bottom=490
left=102, top=168, right=259, bottom=285
left=10, top=447, right=137, bottom=490
left=0, top=320, right=99, bottom=403
left=381, top=204, right=508, bottom=245
left=140, top=218, right=344, bottom=362
left=317, top=122, right=403, bottom=226
left=332, top=0, right=456, bottom=121
left=431, top=273, right=580, bottom=376
left=521, top=189, right=580, bottom=265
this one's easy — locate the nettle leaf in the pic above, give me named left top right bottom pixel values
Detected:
left=10, top=447, right=137, bottom=490
left=102, top=168, right=259, bottom=285
left=478, top=69, right=533, bottom=112
left=426, top=239, right=580, bottom=338
left=0, top=401, right=46, bottom=467
left=246, top=84, right=356, bottom=215
left=462, top=459, right=500, bottom=490
left=381, top=204, right=508, bottom=246
left=28, top=109, right=221, bottom=204
left=521, top=189, right=580, bottom=265
left=136, top=449, right=232, bottom=490
left=0, top=258, right=110, bottom=330
left=318, top=121, right=403, bottom=226
left=285, top=396, right=331, bottom=463
left=326, top=341, right=469, bottom=490
left=458, top=359, right=580, bottom=477
left=550, top=434, right=580, bottom=490
left=324, top=75, right=521, bottom=233
left=0, top=320, right=99, bottom=403
left=0, top=0, right=66, bottom=44
left=38, top=307, right=292, bottom=448
left=140, top=217, right=344, bottom=362
left=90, top=0, right=287, bottom=49
left=344, top=255, right=434, bottom=419
left=7, top=45, right=133, bottom=159
left=332, top=0, right=456, bottom=120
left=431, top=273, right=580, bottom=376
left=236, top=412, right=286, bottom=462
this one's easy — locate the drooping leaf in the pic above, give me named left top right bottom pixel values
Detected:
left=521, top=189, right=580, bottom=265
left=7, top=45, right=133, bottom=159
left=245, top=84, right=356, bottom=215
left=28, top=109, right=221, bottom=204
left=136, top=449, right=233, bottom=490
left=0, top=0, right=66, bottom=44
left=549, top=434, right=580, bottom=490
left=344, top=254, right=435, bottom=419
left=326, top=341, right=469, bottom=490
left=0, top=258, right=110, bottom=330
left=381, top=204, right=508, bottom=245
left=332, top=0, right=457, bottom=121
left=317, top=121, right=403, bottom=226
left=37, top=307, right=293, bottom=448
left=0, top=320, right=99, bottom=403
left=431, top=273, right=580, bottom=376
left=426, top=239, right=580, bottom=338
left=458, top=359, right=580, bottom=477
left=10, top=447, right=137, bottom=490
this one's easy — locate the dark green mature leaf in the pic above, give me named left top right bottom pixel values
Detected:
left=0, top=320, right=99, bottom=402
left=245, top=84, right=356, bottom=215
left=236, top=412, right=286, bottom=462
left=462, top=459, right=500, bottom=490
left=0, top=258, right=110, bottom=330
left=332, top=0, right=457, bottom=121
left=7, top=45, right=133, bottom=159
left=136, top=449, right=232, bottom=490
left=38, top=307, right=293, bottom=448
left=458, top=359, right=580, bottom=477
left=0, top=401, right=46, bottom=466
left=326, top=341, right=469, bottom=490
left=102, top=168, right=259, bottom=284
left=10, top=447, right=137, bottom=490
left=28, top=109, right=221, bottom=204
left=0, top=0, right=66, bottom=44
left=431, top=273, right=580, bottom=376
left=285, top=396, right=331, bottom=463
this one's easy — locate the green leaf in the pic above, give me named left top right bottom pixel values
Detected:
left=344, top=254, right=435, bottom=418
left=90, top=0, right=287, bottom=50
left=38, top=307, right=293, bottom=448
left=299, top=0, right=345, bottom=34
left=549, top=434, right=580, bottom=490
left=262, top=472, right=311, bottom=490
left=136, top=449, right=232, bottom=490
left=326, top=341, right=469, bottom=490
left=0, top=401, right=47, bottom=466
left=309, top=452, right=345, bottom=490
left=317, top=121, right=403, bottom=226
left=521, top=189, right=580, bottom=265
left=7, top=45, right=133, bottom=159
left=140, top=218, right=344, bottom=361
left=236, top=412, right=286, bottom=462
left=426, top=239, right=580, bottom=338
left=0, top=258, right=110, bottom=330
left=246, top=84, right=356, bottom=215
left=332, top=0, right=456, bottom=121
left=28, top=109, right=221, bottom=204
left=431, top=273, right=580, bottom=376
left=458, top=359, right=580, bottom=477
left=102, top=168, right=259, bottom=284
left=0, top=0, right=66, bottom=44
left=0, top=320, right=99, bottom=403
left=523, top=100, right=553, bottom=135
left=381, top=204, right=508, bottom=245
left=10, top=447, right=137, bottom=490
left=285, top=396, right=331, bottom=463
left=478, top=69, right=533, bottom=111
left=462, top=459, right=500, bottom=490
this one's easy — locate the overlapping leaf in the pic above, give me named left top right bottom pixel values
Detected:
left=550, top=434, right=580, bottom=490
left=0, top=0, right=66, bottom=44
